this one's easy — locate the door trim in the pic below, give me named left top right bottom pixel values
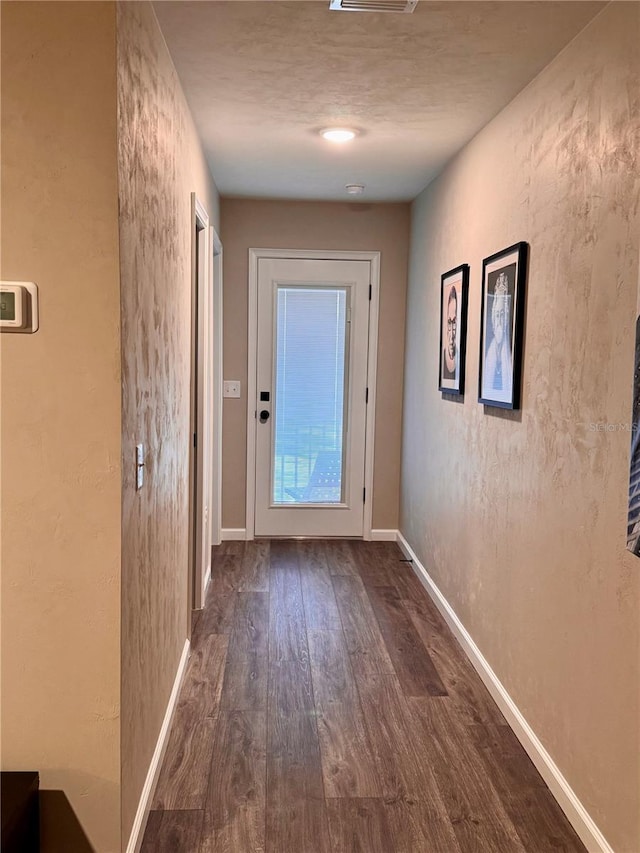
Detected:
left=246, top=248, right=380, bottom=540
left=211, top=226, right=223, bottom=548
left=188, top=193, right=209, bottom=628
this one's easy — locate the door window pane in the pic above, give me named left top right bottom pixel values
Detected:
left=273, top=286, right=348, bottom=504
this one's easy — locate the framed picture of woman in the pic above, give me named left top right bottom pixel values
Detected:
left=438, top=263, right=469, bottom=395
left=479, top=242, right=528, bottom=409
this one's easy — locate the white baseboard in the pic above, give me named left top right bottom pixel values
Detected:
left=396, top=532, right=613, bottom=853
left=222, top=529, right=398, bottom=542
left=222, top=528, right=248, bottom=540
left=369, top=528, right=399, bottom=541
left=125, top=639, right=191, bottom=853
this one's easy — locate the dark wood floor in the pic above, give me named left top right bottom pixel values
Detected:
left=142, top=540, right=585, bottom=853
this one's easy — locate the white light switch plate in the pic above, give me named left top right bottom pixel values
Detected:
left=224, top=380, right=241, bottom=398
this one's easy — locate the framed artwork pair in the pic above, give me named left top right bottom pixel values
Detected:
left=438, top=242, right=529, bottom=410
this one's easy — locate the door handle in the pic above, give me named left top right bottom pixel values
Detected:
left=259, top=409, right=270, bottom=423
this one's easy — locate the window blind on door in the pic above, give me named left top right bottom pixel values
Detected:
left=273, top=286, right=348, bottom=504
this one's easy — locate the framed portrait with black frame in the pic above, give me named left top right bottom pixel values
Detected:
left=439, top=263, right=469, bottom=395
left=479, top=242, right=529, bottom=409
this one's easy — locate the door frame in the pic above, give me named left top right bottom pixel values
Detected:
left=210, top=226, right=223, bottom=548
left=246, top=248, right=380, bottom=540
left=188, top=193, right=210, bottom=627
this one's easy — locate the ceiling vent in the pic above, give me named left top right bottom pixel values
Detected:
left=329, top=0, right=417, bottom=12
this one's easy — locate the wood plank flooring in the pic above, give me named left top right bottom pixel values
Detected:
left=143, top=540, right=586, bottom=853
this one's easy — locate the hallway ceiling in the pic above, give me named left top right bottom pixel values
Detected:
left=153, top=1, right=604, bottom=202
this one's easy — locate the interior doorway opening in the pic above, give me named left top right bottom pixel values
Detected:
left=188, top=194, right=216, bottom=629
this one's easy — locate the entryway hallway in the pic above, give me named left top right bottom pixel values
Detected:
left=142, top=540, right=584, bottom=852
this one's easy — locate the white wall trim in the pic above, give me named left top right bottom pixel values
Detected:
left=246, top=248, right=381, bottom=541
left=245, top=249, right=259, bottom=541
left=222, top=528, right=248, bottom=541
left=190, top=193, right=210, bottom=613
left=362, top=252, right=380, bottom=541
left=396, top=532, right=613, bottom=853
left=211, top=227, right=223, bottom=548
left=202, top=565, right=211, bottom=602
left=370, top=528, right=399, bottom=541
left=125, top=639, right=191, bottom=853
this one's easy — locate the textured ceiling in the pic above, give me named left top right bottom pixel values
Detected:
left=153, top=1, right=605, bottom=202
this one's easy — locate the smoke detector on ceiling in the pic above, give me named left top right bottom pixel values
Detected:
left=329, top=0, right=417, bottom=12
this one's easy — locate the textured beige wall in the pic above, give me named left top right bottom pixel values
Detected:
left=401, top=4, right=640, bottom=850
left=0, top=3, right=122, bottom=851
left=220, top=199, right=410, bottom=531
left=117, top=2, right=220, bottom=844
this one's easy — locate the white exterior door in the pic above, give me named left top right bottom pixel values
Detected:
left=254, top=257, right=371, bottom=537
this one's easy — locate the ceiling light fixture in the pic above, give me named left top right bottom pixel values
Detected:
left=320, top=128, right=357, bottom=143
left=346, top=184, right=365, bottom=195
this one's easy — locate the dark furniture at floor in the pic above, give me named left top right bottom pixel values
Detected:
left=1, top=771, right=40, bottom=853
